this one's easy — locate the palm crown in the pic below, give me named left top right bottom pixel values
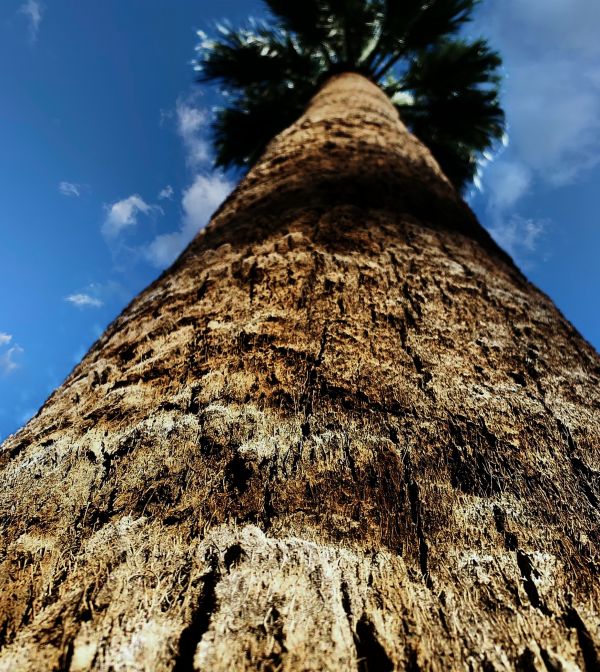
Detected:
left=196, top=0, right=504, bottom=192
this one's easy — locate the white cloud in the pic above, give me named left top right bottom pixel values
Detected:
left=0, top=333, right=12, bottom=347
left=0, top=346, right=24, bottom=376
left=498, top=0, right=600, bottom=58
left=503, top=61, right=600, bottom=186
left=472, top=1, right=600, bottom=265
left=158, top=185, right=174, bottom=200
left=65, top=293, right=104, bottom=309
left=140, top=93, right=230, bottom=268
left=475, top=156, right=543, bottom=260
left=176, top=97, right=210, bottom=168
left=19, top=0, right=43, bottom=43
left=488, top=216, right=546, bottom=262
left=59, top=181, right=81, bottom=197
left=480, top=159, right=546, bottom=263
left=483, top=160, right=532, bottom=211
left=182, top=174, right=232, bottom=228
left=476, top=1, right=600, bottom=187
left=65, top=281, right=123, bottom=308
left=145, top=174, right=232, bottom=268
left=102, top=195, right=161, bottom=238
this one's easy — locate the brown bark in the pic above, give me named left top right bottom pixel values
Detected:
left=1, top=73, right=599, bottom=671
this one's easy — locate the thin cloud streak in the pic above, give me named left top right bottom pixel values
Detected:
left=176, top=97, right=210, bottom=168
left=19, top=0, right=43, bottom=43
left=144, top=95, right=231, bottom=268
left=488, top=216, right=546, bottom=263
left=59, top=181, right=81, bottom=197
left=0, top=346, right=24, bottom=376
left=158, top=185, right=174, bottom=200
left=479, top=159, right=546, bottom=264
left=65, top=294, right=104, bottom=309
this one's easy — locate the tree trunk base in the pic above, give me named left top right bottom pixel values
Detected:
left=2, top=521, right=598, bottom=671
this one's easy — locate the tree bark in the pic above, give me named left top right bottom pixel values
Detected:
left=1, top=72, right=599, bottom=671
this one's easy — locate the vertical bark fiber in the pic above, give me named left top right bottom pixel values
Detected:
left=1, top=73, right=599, bottom=671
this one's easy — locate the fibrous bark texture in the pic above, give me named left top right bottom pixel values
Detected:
left=1, top=73, right=599, bottom=671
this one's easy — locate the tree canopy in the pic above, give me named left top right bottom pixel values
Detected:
left=196, top=0, right=505, bottom=192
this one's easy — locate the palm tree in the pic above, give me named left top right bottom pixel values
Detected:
left=1, top=1, right=599, bottom=671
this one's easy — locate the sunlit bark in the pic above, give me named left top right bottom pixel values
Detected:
left=1, top=73, right=599, bottom=671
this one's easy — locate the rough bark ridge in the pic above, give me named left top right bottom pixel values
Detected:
left=1, top=73, right=599, bottom=671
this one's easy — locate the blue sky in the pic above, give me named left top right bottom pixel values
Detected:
left=1, top=0, right=599, bottom=441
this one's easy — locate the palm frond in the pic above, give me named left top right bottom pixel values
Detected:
left=197, top=27, right=320, bottom=89
left=212, top=85, right=312, bottom=170
left=404, top=0, right=479, bottom=51
left=263, top=0, right=329, bottom=47
left=326, top=0, right=382, bottom=67
left=195, top=0, right=505, bottom=191
left=371, top=0, right=479, bottom=77
left=402, top=38, right=501, bottom=94
left=397, top=39, right=504, bottom=190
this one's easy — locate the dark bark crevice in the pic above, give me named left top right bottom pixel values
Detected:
left=294, top=324, right=329, bottom=472
left=403, top=449, right=433, bottom=589
left=57, top=636, right=75, bottom=672
left=354, top=615, right=394, bottom=672
left=570, top=456, right=599, bottom=510
left=493, top=505, right=519, bottom=551
left=173, top=549, right=220, bottom=672
left=557, top=419, right=600, bottom=511
left=515, top=550, right=552, bottom=617
left=404, top=645, right=422, bottom=672
left=447, top=419, right=506, bottom=497
left=515, top=646, right=542, bottom=672
left=340, top=581, right=353, bottom=624
left=563, top=608, right=600, bottom=672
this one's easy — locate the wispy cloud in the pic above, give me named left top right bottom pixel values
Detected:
left=19, top=0, right=43, bottom=44
left=59, top=181, right=81, bottom=197
left=102, top=195, right=162, bottom=238
left=497, top=0, right=600, bottom=58
left=479, top=159, right=546, bottom=263
left=145, top=174, right=232, bottom=268
left=0, top=345, right=24, bottom=376
left=488, top=216, right=546, bottom=263
left=0, top=332, right=22, bottom=376
left=65, top=293, right=104, bottom=309
left=143, top=94, right=231, bottom=268
left=477, top=0, right=600, bottom=187
left=504, top=60, right=600, bottom=186
left=176, top=97, right=211, bottom=168
left=483, top=160, right=532, bottom=212
left=64, top=281, right=124, bottom=308
left=158, top=185, right=174, bottom=200
left=472, top=1, right=600, bottom=264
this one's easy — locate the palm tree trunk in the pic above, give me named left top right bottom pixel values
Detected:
left=1, top=72, right=599, bottom=671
